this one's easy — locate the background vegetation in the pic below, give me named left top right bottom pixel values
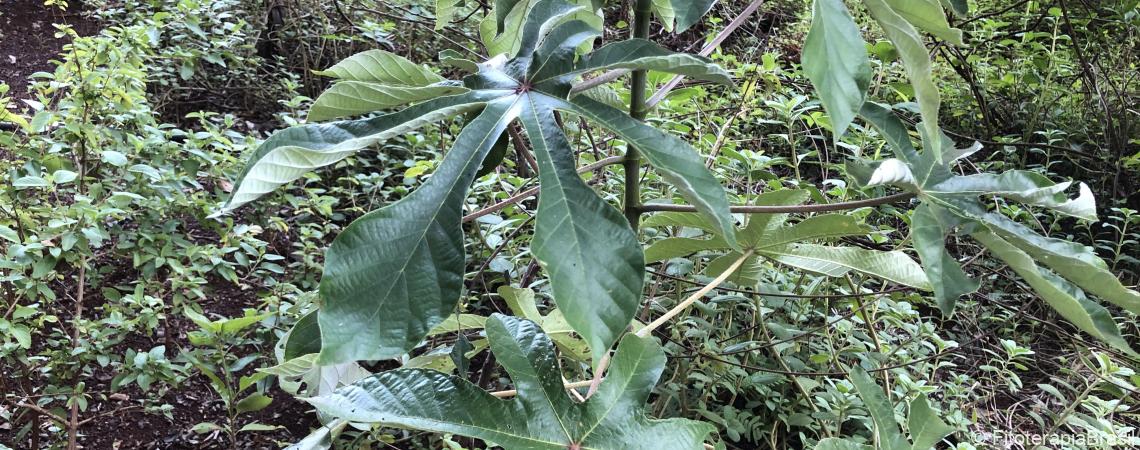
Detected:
left=0, top=0, right=1138, bottom=449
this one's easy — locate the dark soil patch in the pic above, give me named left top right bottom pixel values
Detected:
left=0, top=0, right=100, bottom=97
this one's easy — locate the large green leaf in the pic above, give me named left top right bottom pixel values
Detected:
left=803, top=0, right=871, bottom=138
left=856, top=106, right=1133, bottom=350
left=317, top=97, right=522, bottom=364
left=308, top=82, right=468, bottom=122
left=971, top=230, right=1135, bottom=355
left=759, top=244, right=931, bottom=289
left=862, top=0, right=948, bottom=161
left=314, top=49, right=444, bottom=85
left=907, top=395, right=954, bottom=450
left=671, top=0, right=718, bottom=33
left=307, top=314, right=715, bottom=449
left=214, top=90, right=505, bottom=215
left=642, top=211, right=719, bottom=234
left=650, top=0, right=676, bottom=31
left=762, top=214, right=872, bottom=248
left=645, top=236, right=731, bottom=263
left=521, top=94, right=645, bottom=363
left=284, top=310, right=322, bottom=360
left=529, top=19, right=602, bottom=84
left=558, top=95, right=738, bottom=248
left=978, top=213, right=1140, bottom=315
left=849, top=367, right=910, bottom=450
left=910, top=203, right=977, bottom=314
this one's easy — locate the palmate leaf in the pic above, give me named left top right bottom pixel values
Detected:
left=854, top=103, right=1138, bottom=353
left=971, top=230, right=1135, bottom=355
left=307, top=314, right=715, bottom=450
left=220, top=0, right=738, bottom=365
left=760, top=244, right=931, bottom=289
left=213, top=90, right=505, bottom=214
left=643, top=190, right=930, bottom=289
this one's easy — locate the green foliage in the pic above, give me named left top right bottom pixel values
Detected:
left=803, top=0, right=870, bottom=138
left=846, top=102, right=1139, bottom=354
left=814, top=367, right=954, bottom=450
left=307, top=314, right=716, bottom=450
left=5, top=0, right=1139, bottom=448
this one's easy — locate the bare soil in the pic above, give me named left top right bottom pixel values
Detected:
left=0, top=0, right=100, bottom=97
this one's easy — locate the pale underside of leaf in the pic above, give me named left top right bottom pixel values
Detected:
left=928, top=171, right=1097, bottom=221
left=978, top=213, right=1140, bottom=315
left=971, top=230, right=1135, bottom=356
left=314, top=49, right=444, bottom=85
left=308, top=82, right=468, bottom=122
left=760, top=243, right=931, bottom=289
left=216, top=91, right=507, bottom=215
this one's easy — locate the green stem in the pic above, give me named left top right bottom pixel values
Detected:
left=624, top=0, right=653, bottom=228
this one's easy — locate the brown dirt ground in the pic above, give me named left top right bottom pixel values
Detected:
left=0, top=0, right=100, bottom=97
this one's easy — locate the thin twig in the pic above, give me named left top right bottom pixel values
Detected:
left=490, top=379, right=597, bottom=398
left=636, top=250, right=755, bottom=338
left=645, top=0, right=768, bottom=109
left=462, top=156, right=623, bottom=222
left=637, top=192, right=915, bottom=214
left=15, top=402, right=67, bottom=425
